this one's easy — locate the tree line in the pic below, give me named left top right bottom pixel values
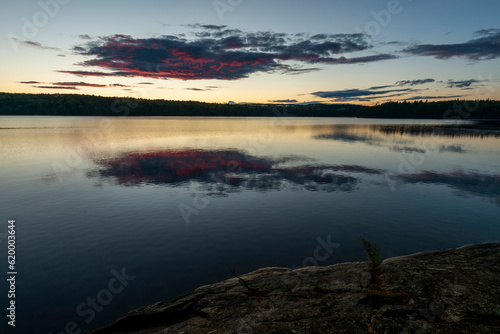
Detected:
left=0, top=93, right=498, bottom=119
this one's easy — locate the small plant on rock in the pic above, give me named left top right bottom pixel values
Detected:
left=359, top=235, right=381, bottom=270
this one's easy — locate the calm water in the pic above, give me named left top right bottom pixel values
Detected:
left=1, top=116, right=499, bottom=333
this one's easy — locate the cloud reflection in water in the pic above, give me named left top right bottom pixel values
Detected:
left=311, top=123, right=487, bottom=155
left=396, top=170, right=500, bottom=206
left=87, top=149, right=500, bottom=205
left=89, top=149, right=384, bottom=194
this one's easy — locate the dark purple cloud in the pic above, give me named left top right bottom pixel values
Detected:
left=60, top=29, right=395, bottom=81
left=309, top=75, right=479, bottom=102
left=186, top=24, right=228, bottom=31
left=27, top=81, right=118, bottom=89
left=34, top=85, right=78, bottom=90
left=368, top=85, right=394, bottom=90
left=184, top=86, right=220, bottom=91
left=185, top=88, right=212, bottom=91
left=403, top=95, right=465, bottom=101
left=396, top=78, right=435, bottom=86
left=268, top=99, right=298, bottom=103
left=312, top=88, right=411, bottom=99
left=56, top=70, right=133, bottom=77
left=109, top=83, right=131, bottom=87
left=404, top=29, right=500, bottom=61
left=52, top=81, right=107, bottom=88
left=446, top=79, right=481, bottom=88
left=19, top=40, right=61, bottom=51
left=283, top=67, right=322, bottom=75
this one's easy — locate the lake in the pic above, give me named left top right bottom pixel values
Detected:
left=1, top=116, right=499, bottom=333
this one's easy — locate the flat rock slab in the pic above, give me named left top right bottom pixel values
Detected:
left=91, top=243, right=500, bottom=334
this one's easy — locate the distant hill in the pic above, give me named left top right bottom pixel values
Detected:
left=0, top=93, right=498, bottom=119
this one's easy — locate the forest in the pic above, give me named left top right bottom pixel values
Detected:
left=0, top=92, right=499, bottom=119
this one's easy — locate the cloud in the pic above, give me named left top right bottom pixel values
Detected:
left=446, top=79, right=481, bottom=88
left=61, top=29, right=395, bottom=81
left=52, top=81, right=107, bottom=88
left=137, top=82, right=154, bottom=84
left=268, top=99, right=298, bottom=103
left=298, top=54, right=397, bottom=65
left=474, top=28, right=500, bottom=36
left=27, top=81, right=121, bottom=89
left=395, top=78, right=435, bottom=86
left=78, top=34, right=92, bottom=40
left=403, top=95, right=465, bottom=101
left=283, top=67, right=322, bottom=75
left=309, top=77, right=454, bottom=102
left=186, top=24, right=227, bottom=30
left=404, top=28, right=500, bottom=61
left=312, top=88, right=411, bottom=99
left=368, top=85, right=394, bottom=90
left=109, top=83, right=131, bottom=87
left=34, top=85, right=78, bottom=90
left=185, top=86, right=221, bottom=91
left=18, top=40, right=61, bottom=51
left=185, top=88, right=211, bottom=91
left=56, top=70, right=133, bottom=77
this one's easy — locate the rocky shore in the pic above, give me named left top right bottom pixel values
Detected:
left=91, top=243, right=500, bottom=334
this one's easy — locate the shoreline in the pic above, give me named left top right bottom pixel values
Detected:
left=90, top=242, right=500, bottom=334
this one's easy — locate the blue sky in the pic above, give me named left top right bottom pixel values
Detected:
left=1, top=0, right=499, bottom=104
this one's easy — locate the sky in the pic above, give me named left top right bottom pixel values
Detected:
left=1, top=0, right=500, bottom=105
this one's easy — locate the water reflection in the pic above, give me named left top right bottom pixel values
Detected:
left=88, top=149, right=500, bottom=206
left=314, top=132, right=374, bottom=143
left=5, top=117, right=500, bottom=334
left=312, top=124, right=482, bottom=155
left=371, top=122, right=500, bottom=138
left=90, top=149, right=384, bottom=194
left=396, top=170, right=500, bottom=206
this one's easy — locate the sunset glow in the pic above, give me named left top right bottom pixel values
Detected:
left=2, top=0, right=499, bottom=105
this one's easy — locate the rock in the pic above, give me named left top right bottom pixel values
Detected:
left=90, top=243, right=500, bottom=334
